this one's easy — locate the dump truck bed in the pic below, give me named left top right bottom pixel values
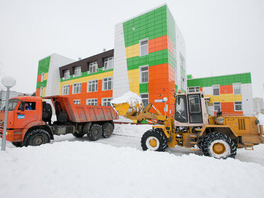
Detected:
left=44, top=95, right=119, bottom=123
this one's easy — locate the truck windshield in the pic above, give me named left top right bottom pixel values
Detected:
left=1, top=99, right=19, bottom=111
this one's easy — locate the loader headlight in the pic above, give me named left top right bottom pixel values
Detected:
left=216, top=117, right=224, bottom=125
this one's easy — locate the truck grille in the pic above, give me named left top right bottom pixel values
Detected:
left=238, top=119, right=246, bottom=130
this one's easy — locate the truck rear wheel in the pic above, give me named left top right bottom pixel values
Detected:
left=24, top=129, right=50, bottom=147
left=141, top=128, right=167, bottom=151
left=102, top=122, right=114, bottom=138
left=87, top=124, right=102, bottom=141
left=202, top=132, right=236, bottom=159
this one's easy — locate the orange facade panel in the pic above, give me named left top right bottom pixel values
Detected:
left=219, top=102, right=243, bottom=116
left=167, top=36, right=174, bottom=55
left=149, top=35, right=168, bottom=54
left=220, top=85, right=233, bottom=94
left=37, top=75, right=41, bottom=83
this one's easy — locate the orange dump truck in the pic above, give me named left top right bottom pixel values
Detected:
left=0, top=95, right=118, bottom=147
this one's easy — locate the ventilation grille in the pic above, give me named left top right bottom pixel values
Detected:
left=238, top=119, right=246, bottom=130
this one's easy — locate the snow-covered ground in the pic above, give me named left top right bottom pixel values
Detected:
left=1, top=124, right=264, bottom=198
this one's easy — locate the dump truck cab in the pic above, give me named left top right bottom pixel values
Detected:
left=0, top=96, right=49, bottom=144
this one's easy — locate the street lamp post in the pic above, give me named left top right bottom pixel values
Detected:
left=1, top=76, right=16, bottom=151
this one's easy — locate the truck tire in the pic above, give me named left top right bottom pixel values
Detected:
left=87, top=124, right=102, bottom=141
left=202, top=132, right=237, bottom=159
left=141, top=128, right=167, bottom=151
left=72, top=132, right=85, bottom=138
left=12, top=142, right=22, bottom=147
left=24, top=129, right=50, bottom=147
left=102, top=122, right=114, bottom=138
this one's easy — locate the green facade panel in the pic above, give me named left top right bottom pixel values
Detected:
left=60, top=68, right=114, bottom=82
left=167, top=7, right=176, bottom=45
left=127, top=49, right=169, bottom=70
left=37, top=56, right=51, bottom=75
left=36, top=80, right=47, bottom=89
left=140, top=83, right=149, bottom=93
left=123, top=5, right=167, bottom=47
left=187, top=73, right=251, bottom=87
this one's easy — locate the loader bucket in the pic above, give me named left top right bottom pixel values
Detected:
left=111, top=102, right=131, bottom=116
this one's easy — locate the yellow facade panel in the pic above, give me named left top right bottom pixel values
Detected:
left=206, top=94, right=242, bottom=103
left=128, top=69, right=139, bottom=95
left=126, top=44, right=139, bottom=59
left=60, top=71, right=113, bottom=87
left=44, top=73, right=48, bottom=81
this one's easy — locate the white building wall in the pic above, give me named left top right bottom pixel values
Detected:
left=45, top=54, right=74, bottom=97
left=175, top=24, right=186, bottom=91
left=113, top=23, right=129, bottom=98
left=241, top=83, right=254, bottom=116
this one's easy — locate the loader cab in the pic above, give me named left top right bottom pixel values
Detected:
left=175, top=92, right=208, bottom=126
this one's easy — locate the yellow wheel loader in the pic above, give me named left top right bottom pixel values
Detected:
left=112, top=92, right=264, bottom=159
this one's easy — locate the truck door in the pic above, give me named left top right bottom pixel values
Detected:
left=13, top=101, right=39, bottom=130
left=188, top=94, right=203, bottom=123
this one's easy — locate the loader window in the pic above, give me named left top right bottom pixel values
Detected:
left=188, top=94, right=203, bottom=123
left=175, top=95, right=188, bottom=123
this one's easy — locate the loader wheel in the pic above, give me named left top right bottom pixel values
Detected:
left=141, top=129, right=167, bottom=151
left=102, top=122, right=114, bottom=138
left=24, top=129, right=50, bottom=147
left=87, top=124, right=102, bottom=141
left=202, top=132, right=237, bottom=159
left=72, top=132, right=85, bottom=138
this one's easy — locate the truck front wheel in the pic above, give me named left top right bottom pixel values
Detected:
left=87, top=124, right=102, bottom=141
left=202, top=132, right=237, bottom=159
left=24, top=129, right=50, bottom=146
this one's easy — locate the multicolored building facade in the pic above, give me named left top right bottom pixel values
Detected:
left=187, top=73, right=254, bottom=116
left=36, top=4, right=186, bottom=117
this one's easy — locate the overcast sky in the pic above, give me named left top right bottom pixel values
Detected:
left=0, top=0, right=263, bottom=98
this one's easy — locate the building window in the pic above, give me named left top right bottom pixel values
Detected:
left=139, top=39, right=148, bottom=56
left=40, top=87, right=43, bottom=97
left=188, top=87, right=200, bottom=93
left=102, top=98, right=112, bottom=106
left=86, top=98, right=97, bottom=106
left=233, top=83, right=241, bottom=95
left=41, top=73, right=44, bottom=82
left=74, top=66, right=82, bottom=77
left=72, top=83, right=81, bottom=94
left=214, top=102, right=221, bottom=111
left=88, top=62, right=98, bottom=74
left=102, top=77, right=113, bottom=90
left=213, top=85, right=220, bottom=96
left=140, top=93, right=149, bottom=107
left=87, top=80, right=98, bottom=92
left=62, top=85, right=70, bottom=95
left=140, top=66, right=149, bottom=83
left=73, top=100, right=81, bottom=105
left=234, top=101, right=242, bottom=111
left=63, top=70, right=70, bottom=80
left=104, top=57, right=114, bottom=70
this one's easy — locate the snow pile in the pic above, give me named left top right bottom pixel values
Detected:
left=257, top=113, right=264, bottom=125
left=1, top=141, right=264, bottom=198
left=111, top=91, right=143, bottom=107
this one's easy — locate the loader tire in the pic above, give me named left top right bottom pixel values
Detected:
left=87, top=124, right=102, bottom=141
left=202, top=132, right=236, bottom=159
left=24, top=129, right=50, bottom=147
left=102, top=122, right=114, bottom=138
left=141, top=129, right=167, bottom=151
left=72, top=132, right=85, bottom=138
